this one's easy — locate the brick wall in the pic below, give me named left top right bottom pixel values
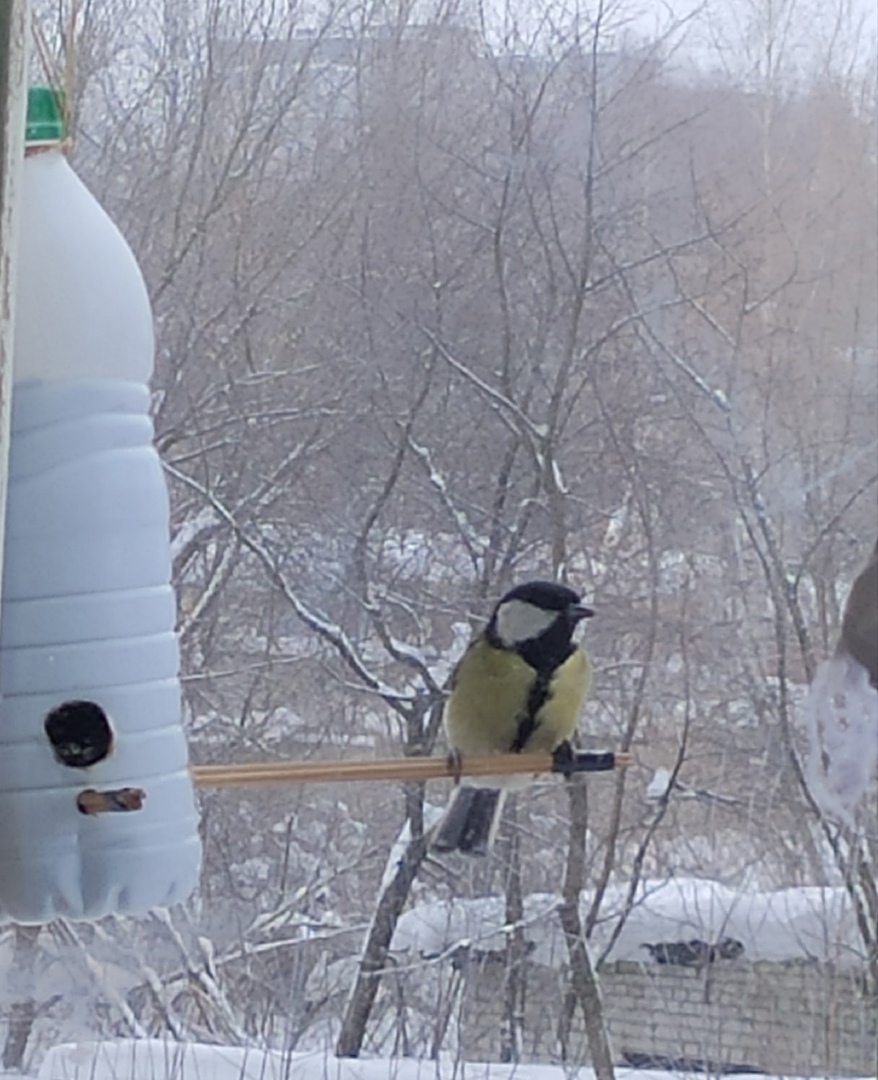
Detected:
left=460, top=958, right=877, bottom=1076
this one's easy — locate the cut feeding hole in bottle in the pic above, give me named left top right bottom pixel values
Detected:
left=78, top=787, right=145, bottom=815
left=44, top=700, right=114, bottom=768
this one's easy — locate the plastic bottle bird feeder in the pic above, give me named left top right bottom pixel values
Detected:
left=0, top=87, right=201, bottom=922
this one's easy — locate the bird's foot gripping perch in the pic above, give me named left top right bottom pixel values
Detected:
left=551, top=739, right=577, bottom=778
left=446, top=747, right=465, bottom=785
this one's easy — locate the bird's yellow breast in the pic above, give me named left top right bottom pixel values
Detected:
left=444, top=639, right=592, bottom=756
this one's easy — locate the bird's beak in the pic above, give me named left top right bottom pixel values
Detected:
left=569, top=603, right=595, bottom=622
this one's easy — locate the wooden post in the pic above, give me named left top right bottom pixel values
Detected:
left=0, top=0, right=29, bottom=597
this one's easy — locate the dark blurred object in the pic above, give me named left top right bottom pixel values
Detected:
left=713, top=936, right=745, bottom=959
left=642, top=939, right=710, bottom=965
left=838, top=540, right=878, bottom=688
left=640, top=937, right=744, bottom=966
left=622, top=1050, right=761, bottom=1074
left=430, top=940, right=536, bottom=971
left=44, top=699, right=113, bottom=767
left=803, top=540, right=878, bottom=821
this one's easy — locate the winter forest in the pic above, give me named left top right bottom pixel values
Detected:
left=3, top=0, right=877, bottom=1074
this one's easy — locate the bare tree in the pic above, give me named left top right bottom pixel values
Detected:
left=21, top=0, right=875, bottom=1057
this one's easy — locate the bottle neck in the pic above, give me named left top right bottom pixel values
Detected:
left=25, top=140, right=66, bottom=158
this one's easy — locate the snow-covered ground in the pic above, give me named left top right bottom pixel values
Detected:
left=392, top=877, right=867, bottom=967
left=33, top=1042, right=877, bottom=1080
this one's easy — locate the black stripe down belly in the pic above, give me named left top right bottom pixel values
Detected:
left=510, top=670, right=552, bottom=752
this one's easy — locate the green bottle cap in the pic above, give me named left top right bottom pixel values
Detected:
left=25, top=86, right=66, bottom=145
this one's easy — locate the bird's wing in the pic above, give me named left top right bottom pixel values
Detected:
left=443, top=638, right=539, bottom=756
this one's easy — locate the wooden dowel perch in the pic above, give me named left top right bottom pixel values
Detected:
left=192, top=749, right=632, bottom=789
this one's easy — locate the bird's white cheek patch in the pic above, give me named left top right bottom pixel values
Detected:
left=496, top=599, right=556, bottom=646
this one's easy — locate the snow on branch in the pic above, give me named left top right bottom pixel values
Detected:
left=165, top=464, right=415, bottom=709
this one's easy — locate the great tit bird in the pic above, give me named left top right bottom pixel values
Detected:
left=433, top=580, right=594, bottom=856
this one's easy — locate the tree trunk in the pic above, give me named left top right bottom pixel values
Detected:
left=558, top=778, right=615, bottom=1080
left=2, top=1003, right=36, bottom=1071
left=335, top=831, right=428, bottom=1057
left=500, top=799, right=525, bottom=1063
left=2, top=925, right=42, bottom=1071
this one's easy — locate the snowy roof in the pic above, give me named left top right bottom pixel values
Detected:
left=392, top=876, right=867, bottom=967
left=34, top=1042, right=875, bottom=1080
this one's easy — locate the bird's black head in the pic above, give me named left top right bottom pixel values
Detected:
left=487, top=579, right=594, bottom=671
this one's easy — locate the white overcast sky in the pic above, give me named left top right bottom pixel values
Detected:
left=629, top=0, right=877, bottom=79
left=467, top=0, right=878, bottom=81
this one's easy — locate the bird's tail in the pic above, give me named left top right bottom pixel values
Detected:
left=432, top=786, right=508, bottom=856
